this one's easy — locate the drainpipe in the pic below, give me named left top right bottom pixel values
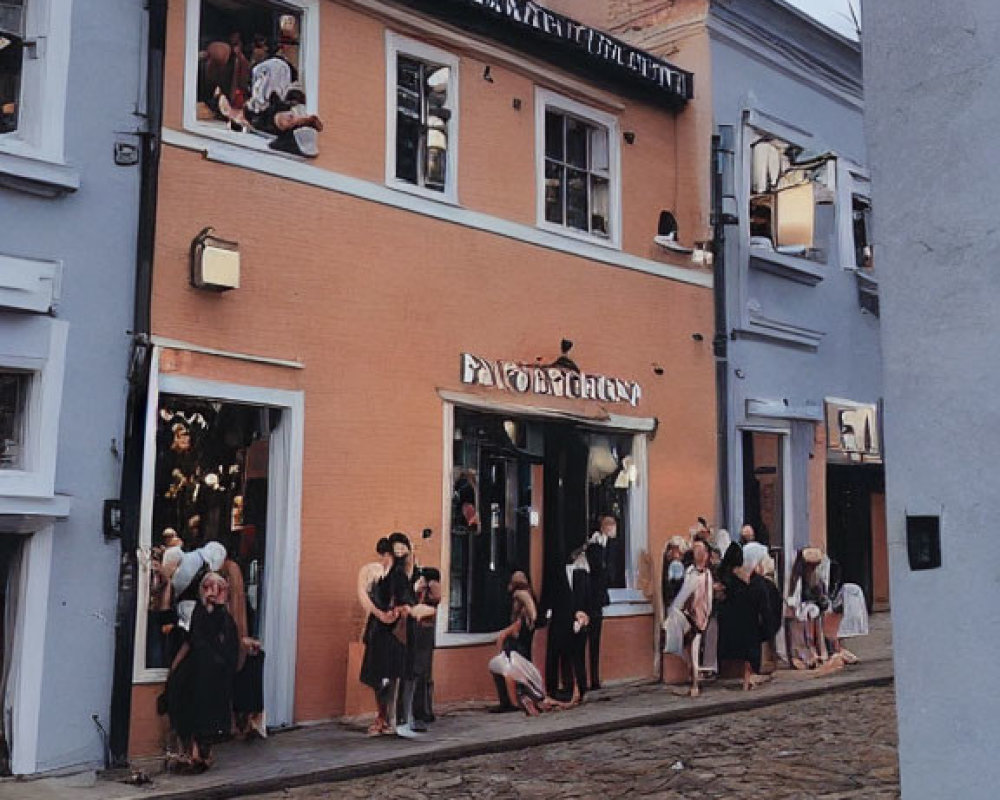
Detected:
left=711, top=130, right=736, bottom=531
left=108, top=0, right=166, bottom=767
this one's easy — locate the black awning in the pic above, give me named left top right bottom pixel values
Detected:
left=395, top=0, right=693, bottom=109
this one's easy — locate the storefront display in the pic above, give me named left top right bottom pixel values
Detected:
left=144, top=395, right=271, bottom=670
left=448, top=407, right=638, bottom=635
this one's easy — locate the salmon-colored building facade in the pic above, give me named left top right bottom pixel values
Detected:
left=127, top=0, right=718, bottom=755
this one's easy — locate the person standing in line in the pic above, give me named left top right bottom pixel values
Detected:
left=387, top=532, right=421, bottom=738
left=546, top=547, right=591, bottom=703
left=585, top=514, right=616, bottom=691
left=358, top=538, right=399, bottom=736
left=411, top=566, right=442, bottom=730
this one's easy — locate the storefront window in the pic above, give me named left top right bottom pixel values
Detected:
left=144, top=395, right=273, bottom=670
left=0, top=370, right=29, bottom=470
left=448, top=408, right=637, bottom=634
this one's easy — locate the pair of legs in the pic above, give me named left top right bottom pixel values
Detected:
left=586, top=614, right=603, bottom=690
left=544, top=627, right=586, bottom=702
left=688, top=632, right=703, bottom=697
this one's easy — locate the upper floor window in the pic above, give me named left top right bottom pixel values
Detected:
left=0, top=370, right=29, bottom=470
left=749, top=131, right=836, bottom=262
left=852, top=194, right=873, bottom=271
left=189, top=0, right=321, bottom=158
left=536, top=89, right=620, bottom=247
left=0, top=1, right=24, bottom=136
left=0, top=0, right=72, bottom=170
left=385, top=33, right=458, bottom=202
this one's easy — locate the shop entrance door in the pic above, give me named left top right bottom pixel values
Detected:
left=826, top=464, right=884, bottom=610
left=542, top=424, right=588, bottom=601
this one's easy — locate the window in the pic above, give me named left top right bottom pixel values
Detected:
left=0, top=0, right=73, bottom=183
left=187, top=0, right=321, bottom=158
left=0, top=370, right=29, bottom=470
left=536, top=90, right=619, bottom=246
left=852, top=194, right=873, bottom=271
left=385, top=34, right=458, bottom=201
left=749, top=132, right=836, bottom=262
left=448, top=407, right=642, bottom=635
left=0, top=1, right=24, bottom=136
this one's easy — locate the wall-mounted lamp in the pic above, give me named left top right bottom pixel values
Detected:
left=623, top=131, right=636, bottom=145
left=512, top=97, right=522, bottom=110
left=691, top=333, right=704, bottom=342
left=190, top=227, right=240, bottom=292
left=652, top=364, right=665, bottom=376
left=482, top=65, right=494, bottom=83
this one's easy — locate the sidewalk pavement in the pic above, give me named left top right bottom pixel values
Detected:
left=1, top=615, right=894, bottom=800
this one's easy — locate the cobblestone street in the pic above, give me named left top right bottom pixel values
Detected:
left=250, top=685, right=899, bottom=800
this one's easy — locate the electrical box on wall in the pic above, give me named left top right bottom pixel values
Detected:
left=190, top=227, right=240, bottom=291
left=906, top=514, right=941, bottom=570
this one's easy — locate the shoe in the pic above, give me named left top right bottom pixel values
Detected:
left=411, top=720, right=428, bottom=733
left=590, top=683, right=602, bottom=691
left=395, top=723, right=421, bottom=739
left=488, top=704, right=519, bottom=714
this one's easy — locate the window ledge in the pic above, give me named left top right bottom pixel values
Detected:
left=0, top=253, right=62, bottom=313
left=0, top=494, right=72, bottom=534
left=386, top=178, right=458, bottom=207
left=738, top=309, right=825, bottom=350
left=0, top=149, right=80, bottom=197
left=537, top=219, right=620, bottom=251
left=604, top=601, right=653, bottom=618
left=749, top=245, right=824, bottom=286
left=184, top=122, right=313, bottom=163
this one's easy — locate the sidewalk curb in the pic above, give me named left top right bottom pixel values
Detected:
left=130, top=663, right=894, bottom=800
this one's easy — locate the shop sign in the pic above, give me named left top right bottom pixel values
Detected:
left=461, top=353, right=642, bottom=407
left=435, top=0, right=692, bottom=100
left=826, top=399, right=881, bottom=464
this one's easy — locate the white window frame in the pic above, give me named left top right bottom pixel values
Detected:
left=182, top=0, right=320, bottom=157
left=435, top=393, right=652, bottom=648
left=0, top=0, right=75, bottom=188
left=837, top=159, right=872, bottom=272
left=131, top=356, right=305, bottom=729
left=535, top=87, right=621, bottom=250
left=0, top=316, right=67, bottom=500
left=384, top=31, right=460, bottom=205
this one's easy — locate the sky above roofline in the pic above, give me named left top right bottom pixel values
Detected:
left=783, top=0, right=861, bottom=41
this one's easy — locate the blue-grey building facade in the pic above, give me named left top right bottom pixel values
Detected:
left=0, top=0, right=146, bottom=774
left=866, top=1, right=1000, bottom=796
left=708, top=0, right=884, bottom=598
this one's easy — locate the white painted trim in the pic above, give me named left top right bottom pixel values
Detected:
left=836, top=158, right=871, bottom=273
left=9, top=526, right=53, bottom=776
left=627, top=432, right=650, bottom=591
left=0, top=0, right=73, bottom=168
left=437, top=389, right=658, bottom=432
left=150, top=335, right=305, bottom=370
left=0, top=317, right=68, bottom=499
left=0, top=252, right=62, bottom=313
left=182, top=0, right=320, bottom=150
left=161, top=128, right=712, bottom=289
left=534, top=87, right=622, bottom=250
left=132, top=347, right=163, bottom=684
left=603, top=602, right=653, bottom=618
left=384, top=31, right=460, bottom=205
left=132, top=360, right=306, bottom=723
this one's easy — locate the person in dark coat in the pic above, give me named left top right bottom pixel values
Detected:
left=387, top=532, right=420, bottom=738
left=584, top=514, right=617, bottom=690
left=166, top=572, right=240, bottom=771
left=544, top=548, right=591, bottom=703
left=716, top=543, right=768, bottom=691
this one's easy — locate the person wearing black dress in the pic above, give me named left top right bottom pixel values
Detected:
left=584, top=514, right=616, bottom=690
left=166, top=572, right=240, bottom=771
left=387, top=532, right=420, bottom=738
left=358, top=538, right=398, bottom=735
left=716, top=542, right=768, bottom=691
left=492, top=570, right=539, bottom=712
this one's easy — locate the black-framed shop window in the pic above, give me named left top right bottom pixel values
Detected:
left=0, top=0, right=24, bottom=135
left=448, top=408, right=634, bottom=634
